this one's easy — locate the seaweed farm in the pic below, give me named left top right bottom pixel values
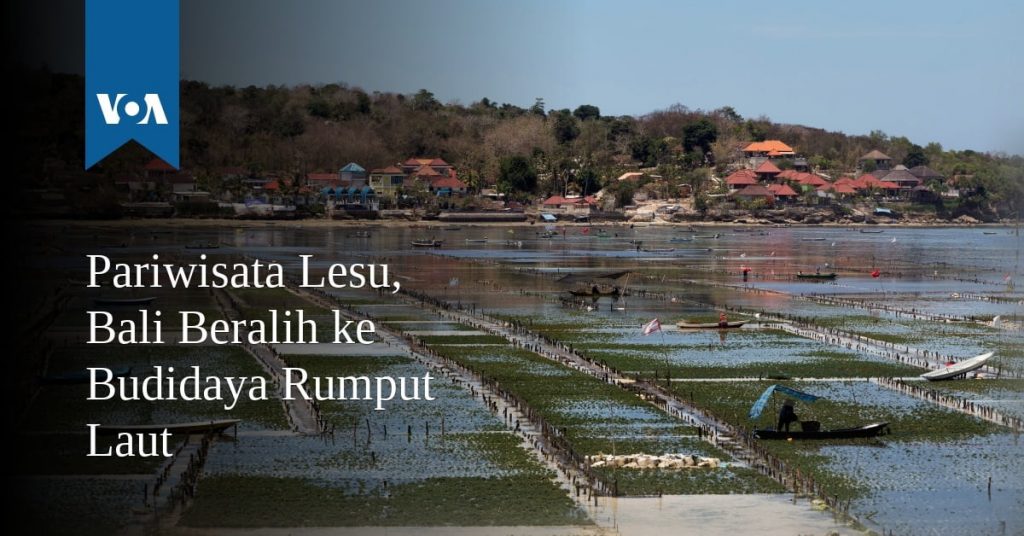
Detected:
left=19, top=223, right=1023, bottom=535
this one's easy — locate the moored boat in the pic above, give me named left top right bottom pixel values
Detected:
left=796, top=272, right=837, bottom=280
left=411, top=239, right=444, bottom=248
left=676, top=320, right=747, bottom=329
left=859, top=229, right=885, bottom=234
left=642, top=248, right=675, bottom=253
left=921, top=352, right=993, bottom=381
left=754, top=422, right=889, bottom=440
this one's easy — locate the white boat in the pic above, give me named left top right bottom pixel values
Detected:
left=921, top=352, right=993, bottom=381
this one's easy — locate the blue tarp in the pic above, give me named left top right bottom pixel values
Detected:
left=748, top=384, right=821, bottom=420
left=540, top=213, right=557, bottom=222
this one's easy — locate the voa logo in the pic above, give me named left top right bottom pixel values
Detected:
left=96, top=93, right=168, bottom=125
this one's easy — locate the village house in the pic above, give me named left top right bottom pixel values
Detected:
left=339, top=162, right=367, bottom=187
left=858, top=150, right=893, bottom=171
left=541, top=195, right=598, bottom=216
left=730, top=184, right=775, bottom=205
left=368, top=166, right=407, bottom=199
left=724, top=169, right=757, bottom=191
left=428, top=176, right=469, bottom=196
left=742, top=140, right=795, bottom=167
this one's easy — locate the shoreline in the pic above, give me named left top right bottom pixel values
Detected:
left=22, top=218, right=1018, bottom=229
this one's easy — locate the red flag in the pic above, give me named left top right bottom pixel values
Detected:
left=642, top=318, right=661, bottom=336
left=871, top=269, right=881, bottom=278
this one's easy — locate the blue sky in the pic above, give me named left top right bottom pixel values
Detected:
left=16, top=0, right=1024, bottom=154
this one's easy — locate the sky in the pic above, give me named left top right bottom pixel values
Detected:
left=13, top=0, right=1024, bottom=154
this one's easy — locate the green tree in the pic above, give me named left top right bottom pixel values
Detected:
left=573, top=104, right=601, bottom=121
left=530, top=97, right=546, bottom=116
left=411, top=89, right=440, bottom=111
left=682, top=119, right=718, bottom=154
left=903, top=144, right=929, bottom=168
left=498, top=155, right=538, bottom=194
left=551, top=111, right=580, bottom=145
left=630, top=137, right=668, bottom=167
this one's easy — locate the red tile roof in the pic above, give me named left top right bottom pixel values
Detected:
left=725, top=170, right=758, bottom=186
left=414, top=164, right=442, bottom=177
left=430, top=177, right=467, bottom=189
left=307, top=172, right=337, bottom=182
left=732, top=184, right=775, bottom=198
left=767, top=184, right=798, bottom=196
left=742, top=140, right=794, bottom=154
left=755, top=161, right=782, bottom=174
left=371, top=166, right=404, bottom=174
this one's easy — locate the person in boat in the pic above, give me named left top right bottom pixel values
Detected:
left=718, top=312, right=728, bottom=327
left=777, top=399, right=799, bottom=432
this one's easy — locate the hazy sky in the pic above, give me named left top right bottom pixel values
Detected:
left=14, top=0, right=1024, bottom=154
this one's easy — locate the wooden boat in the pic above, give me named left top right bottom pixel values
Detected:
left=669, top=237, right=693, bottom=243
left=443, top=226, right=462, bottom=231
left=921, top=352, right=993, bottom=381
left=93, top=296, right=158, bottom=306
left=96, top=419, right=241, bottom=435
left=642, top=248, right=675, bottom=253
left=796, top=273, right=837, bottom=280
left=755, top=422, right=889, bottom=440
left=676, top=320, right=747, bottom=329
left=464, top=238, right=489, bottom=243
left=983, top=231, right=997, bottom=235
left=694, top=234, right=720, bottom=239
left=801, top=237, right=826, bottom=242
left=411, top=239, right=444, bottom=248
left=859, top=229, right=885, bottom=234
left=39, top=367, right=132, bottom=385
left=569, top=287, right=621, bottom=298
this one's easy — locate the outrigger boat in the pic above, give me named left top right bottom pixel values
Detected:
left=859, top=229, right=885, bottom=234
left=96, top=419, right=241, bottom=435
left=921, top=352, right=993, bottom=381
left=796, top=272, right=837, bottom=280
left=755, top=422, right=890, bottom=440
left=411, top=239, right=444, bottom=248
left=749, top=384, right=890, bottom=440
left=676, top=320, right=746, bottom=329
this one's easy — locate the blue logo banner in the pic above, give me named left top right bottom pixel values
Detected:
left=86, top=0, right=179, bottom=169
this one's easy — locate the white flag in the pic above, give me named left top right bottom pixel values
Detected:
left=642, top=318, right=661, bottom=336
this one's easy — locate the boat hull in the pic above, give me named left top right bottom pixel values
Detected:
left=676, top=320, right=747, bottom=329
left=755, top=422, right=889, bottom=440
left=796, top=273, right=837, bottom=280
left=921, top=352, right=994, bottom=381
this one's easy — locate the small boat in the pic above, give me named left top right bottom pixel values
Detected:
left=465, top=238, right=489, bottom=244
left=505, top=240, right=524, bottom=248
left=801, top=237, right=826, bottom=242
left=859, top=229, right=885, bottom=234
left=921, top=352, right=993, bottom=381
left=642, top=248, right=675, bottom=253
left=39, top=367, right=132, bottom=385
left=796, top=273, right=837, bottom=280
left=983, top=231, right=997, bottom=235
left=96, top=419, right=241, bottom=435
left=411, top=240, right=444, bottom=248
left=694, top=234, right=720, bottom=239
left=537, top=231, right=558, bottom=239
left=669, top=237, right=693, bottom=243
left=629, top=239, right=643, bottom=245
left=754, top=422, right=889, bottom=440
left=185, top=243, right=220, bottom=249
left=443, top=226, right=462, bottom=231
left=93, top=297, right=158, bottom=306
left=676, top=320, right=747, bottom=329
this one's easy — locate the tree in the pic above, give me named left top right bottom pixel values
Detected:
left=411, top=89, right=440, bottom=112
left=630, top=136, right=668, bottom=167
left=573, top=104, right=601, bottom=121
left=498, top=155, right=538, bottom=194
left=530, top=97, right=546, bottom=116
left=682, top=118, right=718, bottom=154
left=551, top=111, right=580, bottom=145
left=903, top=144, right=929, bottom=168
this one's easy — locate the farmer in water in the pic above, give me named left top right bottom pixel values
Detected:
left=718, top=312, right=728, bottom=327
left=777, top=399, right=799, bottom=432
